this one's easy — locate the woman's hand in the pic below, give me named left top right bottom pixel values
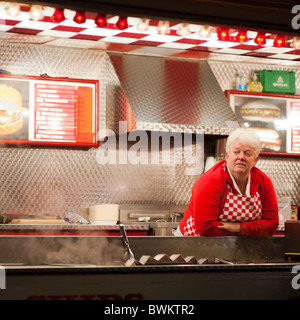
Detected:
left=217, top=222, right=240, bottom=233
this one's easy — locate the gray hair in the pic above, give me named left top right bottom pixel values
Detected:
left=226, top=128, right=261, bottom=157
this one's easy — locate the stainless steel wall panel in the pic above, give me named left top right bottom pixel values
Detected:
left=209, top=57, right=300, bottom=206
left=109, top=54, right=238, bottom=129
left=0, top=42, right=299, bottom=220
left=256, top=156, right=300, bottom=206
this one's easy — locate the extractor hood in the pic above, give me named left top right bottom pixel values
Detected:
left=108, top=53, right=237, bottom=135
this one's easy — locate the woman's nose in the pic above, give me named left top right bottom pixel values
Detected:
left=238, top=152, right=246, bottom=159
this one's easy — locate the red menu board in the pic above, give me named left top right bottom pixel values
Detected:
left=287, top=100, right=300, bottom=153
left=0, top=75, right=98, bottom=147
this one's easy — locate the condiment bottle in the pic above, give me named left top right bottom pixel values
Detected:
left=247, top=72, right=263, bottom=92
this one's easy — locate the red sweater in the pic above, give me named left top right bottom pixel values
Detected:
left=179, top=160, right=279, bottom=237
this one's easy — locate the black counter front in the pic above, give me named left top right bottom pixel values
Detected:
left=1, top=262, right=298, bottom=300
left=0, top=235, right=299, bottom=300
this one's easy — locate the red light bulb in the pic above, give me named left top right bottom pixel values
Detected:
left=274, top=35, right=285, bottom=48
left=217, top=27, right=229, bottom=41
left=116, top=16, right=128, bottom=30
left=95, top=14, right=107, bottom=27
left=236, top=30, right=248, bottom=43
left=73, top=11, right=86, bottom=24
left=254, top=33, right=266, bottom=45
left=53, top=8, right=65, bottom=23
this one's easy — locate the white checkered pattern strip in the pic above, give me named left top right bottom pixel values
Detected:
left=0, top=5, right=300, bottom=61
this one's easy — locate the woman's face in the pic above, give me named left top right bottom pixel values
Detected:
left=225, top=138, right=258, bottom=180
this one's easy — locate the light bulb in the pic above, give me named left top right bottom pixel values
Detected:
left=73, top=11, right=86, bottom=24
left=136, top=18, right=150, bottom=32
left=291, top=37, right=300, bottom=50
left=30, top=5, right=44, bottom=21
left=217, top=27, right=229, bottom=41
left=177, top=23, right=191, bottom=37
left=254, top=32, right=266, bottom=45
left=6, top=3, right=20, bottom=17
left=95, top=14, right=107, bottom=27
left=274, top=35, right=285, bottom=48
left=197, top=25, right=211, bottom=39
left=116, top=16, right=128, bottom=30
left=53, top=8, right=65, bottom=23
left=236, top=30, right=248, bottom=43
left=157, top=21, right=170, bottom=35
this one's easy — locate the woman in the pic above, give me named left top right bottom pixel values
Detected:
left=176, top=128, right=279, bottom=237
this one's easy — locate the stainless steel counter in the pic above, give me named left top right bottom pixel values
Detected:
left=0, top=234, right=286, bottom=264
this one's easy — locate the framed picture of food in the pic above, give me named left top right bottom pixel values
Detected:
left=0, top=78, right=30, bottom=141
left=225, top=90, right=300, bottom=155
left=0, top=74, right=99, bottom=147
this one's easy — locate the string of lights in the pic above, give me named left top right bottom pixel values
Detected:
left=2, top=2, right=300, bottom=50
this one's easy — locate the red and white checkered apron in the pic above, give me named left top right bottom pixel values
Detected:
left=183, top=216, right=200, bottom=236
left=182, top=183, right=262, bottom=236
left=218, top=184, right=262, bottom=222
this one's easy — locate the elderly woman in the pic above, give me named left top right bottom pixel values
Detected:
left=176, top=128, right=279, bottom=237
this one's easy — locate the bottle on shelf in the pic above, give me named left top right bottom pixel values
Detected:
left=247, top=72, right=263, bottom=92
left=236, top=70, right=247, bottom=91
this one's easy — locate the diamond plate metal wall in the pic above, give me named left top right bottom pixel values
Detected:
left=0, top=42, right=299, bottom=219
left=0, top=42, right=202, bottom=217
left=108, top=54, right=237, bottom=131
left=256, top=156, right=300, bottom=206
left=209, top=57, right=300, bottom=207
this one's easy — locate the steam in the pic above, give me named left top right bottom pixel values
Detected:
left=45, top=238, right=125, bottom=266
left=2, top=237, right=125, bottom=266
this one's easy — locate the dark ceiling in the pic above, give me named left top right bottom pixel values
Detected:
left=12, top=0, right=300, bottom=35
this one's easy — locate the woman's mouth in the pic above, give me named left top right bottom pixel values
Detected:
left=235, top=162, right=246, bottom=167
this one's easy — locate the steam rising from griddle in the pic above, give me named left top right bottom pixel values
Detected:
left=3, top=237, right=125, bottom=266
left=45, top=238, right=125, bottom=266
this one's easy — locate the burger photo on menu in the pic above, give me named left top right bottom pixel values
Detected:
left=0, top=79, right=29, bottom=141
left=239, top=100, right=281, bottom=122
left=250, top=127, right=282, bottom=152
left=231, top=94, right=287, bottom=152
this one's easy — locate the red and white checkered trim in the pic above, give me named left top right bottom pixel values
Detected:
left=0, top=5, right=300, bottom=61
left=183, top=216, right=200, bottom=236
left=218, top=184, right=262, bottom=222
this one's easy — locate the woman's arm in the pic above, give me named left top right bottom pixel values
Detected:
left=193, top=178, right=237, bottom=236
